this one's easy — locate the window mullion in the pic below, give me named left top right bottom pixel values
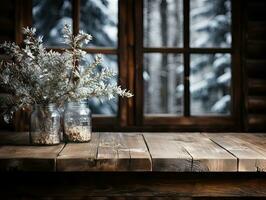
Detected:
left=118, top=0, right=130, bottom=127
left=72, top=0, right=80, bottom=35
left=135, top=0, right=144, bottom=126
left=184, top=0, right=190, bottom=117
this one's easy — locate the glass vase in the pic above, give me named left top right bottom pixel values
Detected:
left=63, top=101, right=91, bottom=142
left=30, top=104, right=61, bottom=145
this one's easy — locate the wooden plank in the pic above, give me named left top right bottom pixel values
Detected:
left=0, top=144, right=64, bottom=171
left=173, top=133, right=237, bottom=172
left=56, top=132, right=99, bottom=171
left=96, top=133, right=151, bottom=171
left=248, top=79, right=266, bottom=95
left=116, top=133, right=131, bottom=171
left=248, top=114, right=266, bottom=131
left=1, top=131, right=266, bottom=172
left=96, top=132, right=131, bottom=171
left=57, top=132, right=150, bottom=172
left=124, top=133, right=152, bottom=171
left=240, top=133, right=266, bottom=148
left=143, top=133, right=192, bottom=171
left=96, top=132, right=119, bottom=171
left=205, top=133, right=266, bottom=171
left=0, top=131, right=29, bottom=145
left=225, top=133, right=266, bottom=158
left=248, top=96, right=266, bottom=113
left=145, top=133, right=236, bottom=172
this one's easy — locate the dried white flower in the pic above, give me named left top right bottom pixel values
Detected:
left=0, top=24, right=133, bottom=119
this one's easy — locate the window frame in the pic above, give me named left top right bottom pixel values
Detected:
left=134, top=0, right=242, bottom=131
left=17, top=0, right=242, bottom=131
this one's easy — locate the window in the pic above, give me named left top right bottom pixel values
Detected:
left=139, top=0, right=240, bottom=130
left=143, top=0, right=232, bottom=116
left=20, top=0, right=241, bottom=131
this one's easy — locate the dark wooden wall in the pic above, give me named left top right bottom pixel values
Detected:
left=243, top=0, right=266, bottom=131
left=0, top=1, right=16, bottom=130
left=0, top=0, right=266, bottom=132
left=0, top=1, right=15, bottom=42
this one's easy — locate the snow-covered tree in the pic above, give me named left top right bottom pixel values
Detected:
left=143, top=0, right=183, bottom=114
left=144, top=0, right=231, bottom=115
left=190, top=0, right=231, bottom=115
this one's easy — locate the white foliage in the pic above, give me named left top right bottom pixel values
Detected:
left=0, top=24, right=133, bottom=116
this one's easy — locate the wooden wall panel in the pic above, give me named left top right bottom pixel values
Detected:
left=0, top=1, right=16, bottom=130
left=0, top=0, right=32, bottom=131
left=244, top=0, right=266, bottom=131
left=0, top=0, right=15, bottom=42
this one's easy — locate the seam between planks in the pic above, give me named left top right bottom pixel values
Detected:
left=202, top=133, right=240, bottom=171
left=55, top=143, right=67, bottom=172
left=95, top=132, right=100, bottom=164
left=182, top=146, right=194, bottom=172
left=141, top=133, right=153, bottom=171
left=128, top=148, right=132, bottom=171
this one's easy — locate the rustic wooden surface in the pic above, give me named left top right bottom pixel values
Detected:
left=0, top=132, right=266, bottom=172
left=175, top=133, right=237, bottom=172
left=144, top=133, right=192, bottom=171
left=205, top=133, right=266, bottom=171
left=0, top=131, right=64, bottom=171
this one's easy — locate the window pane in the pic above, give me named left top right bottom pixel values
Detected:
left=144, top=53, right=183, bottom=115
left=83, top=54, right=118, bottom=115
left=190, top=54, right=231, bottom=115
left=144, top=0, right=183, bottom=47
left=33, top=0, right=72, bottom=47
left=190, top=0, right=231, bottom=47
left=80, top=0, right=118, bottom=47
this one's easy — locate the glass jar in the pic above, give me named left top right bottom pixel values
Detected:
left=30, top=104, right=61, bottom=145
left=63, top=101, right=91, bottom=142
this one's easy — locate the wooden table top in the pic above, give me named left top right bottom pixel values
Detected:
left=0, top=132, right=266, bottom=172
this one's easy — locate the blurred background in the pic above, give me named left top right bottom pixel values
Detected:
left=1, top=0, right=266, bottom=131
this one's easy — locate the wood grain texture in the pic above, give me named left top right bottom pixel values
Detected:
left=144, top=133, right=192, bottom=171
left=57, top=132, right=100, bottom=171
left=96, top=132, right=121, bottom=171
left=248, top=79, right=266, bottom=95
left=205, top=133, right=266, bottom=171
left=144, top=133, right=237, bottom=172
left=123, top=133, right=152, bottom=171
left=244, top=0, right=266, bottom=132
left=1, top=132, right=266, bottom=172
left=234, top=133, right=266, bottom=155
left=96, top=132, right=151, bottom=171
left=248, top=96, right=266, bottom=113
left=0, top=144, right=64, bottom=171
left=175, top=133, right=237, bottom=172
left=57, top=132, right=151, bottom=171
